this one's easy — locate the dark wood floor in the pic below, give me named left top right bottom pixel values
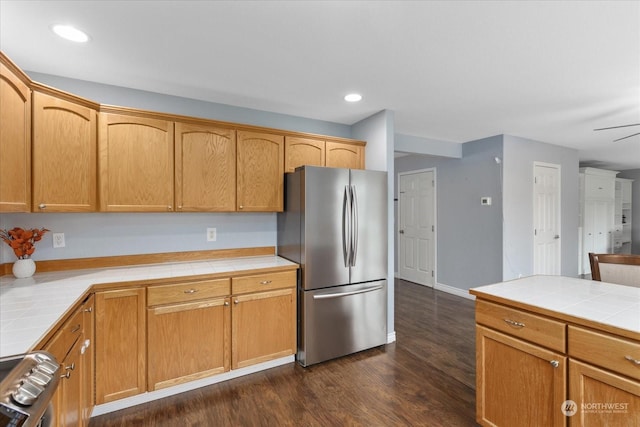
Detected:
left=90, top=279, right=478, bottom=426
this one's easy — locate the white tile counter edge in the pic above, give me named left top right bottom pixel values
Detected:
left=0, top=255, right=298, bottom=358
left=470, top=275, right=640, bottom=334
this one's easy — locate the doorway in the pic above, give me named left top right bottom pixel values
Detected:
left=398, top=169, right=436, bottom=286
left=533, top=162, right=561, bottom=275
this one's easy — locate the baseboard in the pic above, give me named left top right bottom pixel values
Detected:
left=91, top=355, right=294, bottom=417
left=387, top=331, right=396, bottom=344
left=434, top=282, right=475, bottom=300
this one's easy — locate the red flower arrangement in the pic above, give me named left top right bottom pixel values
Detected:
left=0, top=227, right=49, bottom=259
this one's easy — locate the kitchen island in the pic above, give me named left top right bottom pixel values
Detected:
left=470, top=275, right=639, bottom=427
left=0, top=254, right=298, bottom=421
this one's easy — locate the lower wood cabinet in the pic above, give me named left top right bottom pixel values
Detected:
left=476, top=325, right=567, bottom=427
left=231, top=287, right=296, bottom=369
left=95, top=288, right=146, bottom=404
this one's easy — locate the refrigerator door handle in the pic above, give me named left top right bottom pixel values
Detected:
left=351, top=184, right=358, bottom=267
left=312, top=284, right=384, bottom=300
left=343, top=185, right=351, bottom=267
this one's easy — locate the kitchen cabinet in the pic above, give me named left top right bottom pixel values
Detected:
left=568, top=325, right=640, bottom=427
left=98, top=111, right=174, bottom=212
left=475, top=301, right=567, bottom=426
left=325, top=141, right=364, bottom=169
left=231, top=271, right=296, bottom=369
left=0, top=55, right=31, bottom=212
left=236, top=130, right=284, bottom=211
left=147, top=278, right=231, bottom=390
left=32, top=89, right=98, bottom=212
left=41, top=296, right=91, bottom=427
left=95, top=287, right=146, bottom=403
left=579, top=167, right=618, bottom=275
left=284, top=136, right=325, bottom=172
left=285, top=137, right=365, bottom=173
left=175, top=122, right=236, bottom=211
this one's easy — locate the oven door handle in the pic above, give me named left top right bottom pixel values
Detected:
left=313, top=284, right=383, bottom=300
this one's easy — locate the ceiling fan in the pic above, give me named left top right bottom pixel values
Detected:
left=594, top=123, right=640, bottom=142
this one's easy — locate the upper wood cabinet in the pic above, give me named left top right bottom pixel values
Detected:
left=175, top=122, right=236, bottom=211
left=326, top=141, right=364, bottom=169
left=99, top=111, right=174, bottom=212
left=32, top=90, right=97, bottom=212
left=237, top=130, right=284, bottom=212
left=0, top=58, right=31, bottom=212
left=285, top=136, right=325, bottom=173
left=285, top=137, right=365, bottom=172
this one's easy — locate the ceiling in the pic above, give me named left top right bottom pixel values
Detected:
left=1, top=1, right=639, bottom=170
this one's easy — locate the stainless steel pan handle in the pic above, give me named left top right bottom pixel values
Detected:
left=313, top=284, right=383, bottom=300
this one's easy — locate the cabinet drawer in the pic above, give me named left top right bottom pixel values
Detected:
left=569, top=325, right=640, bottom=380
left=44, top=308, right=83, bottom=361
left=232, top=270, right=296, bottom=295
left=147, top=278, right=230, bottom=306
left=475, top=300, right=566, bottom=352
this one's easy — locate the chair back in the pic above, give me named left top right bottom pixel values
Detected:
left=589, top=253, right=640, bottom=287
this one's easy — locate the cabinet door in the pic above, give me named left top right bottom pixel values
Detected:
left=284, top=136, right=325, bottom=173
left=175, top=122, right=236, bottom=211
left=147, top=297, right=230, bottom=390
left=33, top=91, right=97, bottom=212
left=95, top=288, right=146, bottom=403
left=99, top=112, right=174, bottom=212
left=237, top=131, right=284, bottom=211
left=58, top=337, right=83, bottom=427
left=81, top=295, right=94, bottom=425
left=569, top=359, right=640, bottom=427
left=232, top=287, right=296, bottom=369
left=325, top=141, right=364, bottom=169
left=0, top=62, right=31, bottom=212
left=476, top=325, right=567, bottom=427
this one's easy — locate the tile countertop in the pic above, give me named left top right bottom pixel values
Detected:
left=470, top=275, right=640, bottom=337
left=0, top=255, right=298, bottom=358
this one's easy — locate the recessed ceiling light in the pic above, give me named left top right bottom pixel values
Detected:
left=344, top=93, right=362, bottom=102
left=52, top=25, right=90, bottom=43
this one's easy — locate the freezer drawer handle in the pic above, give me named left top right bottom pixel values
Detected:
left=313, top=284, right=383, bottom=300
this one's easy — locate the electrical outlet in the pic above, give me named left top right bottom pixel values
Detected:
left=206, top=228, right=217, bottom=242
left=53, top=233, right=65, bottom=248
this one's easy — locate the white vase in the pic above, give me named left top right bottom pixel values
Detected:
left=13, top=258, right=36, bottom=278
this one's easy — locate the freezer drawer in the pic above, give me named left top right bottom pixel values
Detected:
left=298, top=280, right=387, bottom=367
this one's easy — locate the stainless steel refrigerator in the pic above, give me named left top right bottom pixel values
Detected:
left=277, top=166, right=388, bottom=367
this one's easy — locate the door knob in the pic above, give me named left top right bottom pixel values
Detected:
left=399, top=230, right=405, bottom=234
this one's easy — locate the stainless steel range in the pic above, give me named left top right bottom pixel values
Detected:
left=0, top=351, right=60, bottom=427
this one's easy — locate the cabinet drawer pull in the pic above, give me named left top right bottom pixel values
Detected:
left=625, top=355, right=640, bottom=366
left=70, top=324, right=81, bottom=334
left=38, top=203, right=46, bottom=210
left=550, top=360, right=559, bottom=368
left=234, top=299, right=239, bottom=305
left=503, top=319, right=525, bottom=328
left=84, top=307, right=93, bottom=313
left=183, top=289, right=198, bottom=294
left=224, top=301, right=230, bottom=306
left=61, top=371, right=71, bottom=379
left=65, top=363, right=75, bottom=371
left=259, top=280, right=272, bottom=285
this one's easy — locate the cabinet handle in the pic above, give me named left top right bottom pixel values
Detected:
left=259, top=280, right=272, bottom=285
left=625, top=355, right=640, bottom=366
left=503, top=319, right=525, bottom=328
left=38, top=203, right=46, bottom=210
left=183, top=289, right=198, bottom=294
left=239, top=205, right=244, bottom=209
left=84, top=307, right=92, bottom=313
left=234, top=299, right=239, bottom=305
left=550, top=360, right=559, bottom=368
left=61, top=371, right=71, bottom=379
left=178, top=205, right=183, bottom=210
left=167, top=205, right=172, bottom=211
left=224, top=301, right=229, bottom=306
left=65, top=363, right=75, bottom=371
left=71, top=324, right=81, bottom=334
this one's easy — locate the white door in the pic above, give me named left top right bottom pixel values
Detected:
left=533, top=163, right=561, bottom=275
left=398, top=170, right=435, bottom=286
